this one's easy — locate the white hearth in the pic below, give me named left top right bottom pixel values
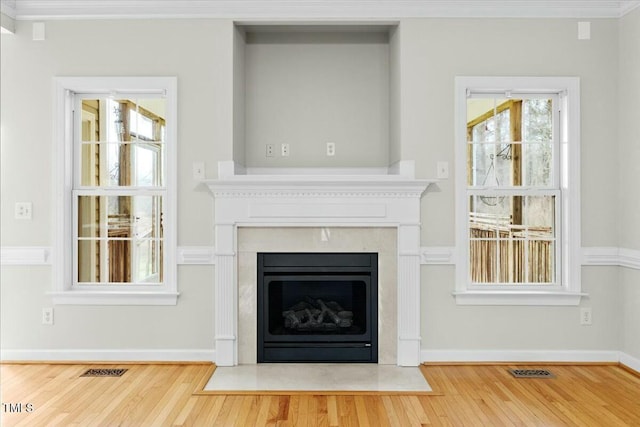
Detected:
left=204, top=161, right=434, bottom=366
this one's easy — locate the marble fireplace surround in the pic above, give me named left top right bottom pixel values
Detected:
left=205, top=161, right=434, bottom=367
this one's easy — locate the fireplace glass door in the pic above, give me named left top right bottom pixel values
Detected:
left=264, top=276, right=371, bottom=341
left=257, top=253, right=378, bottom=363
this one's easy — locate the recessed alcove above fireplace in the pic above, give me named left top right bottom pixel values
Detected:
left=204, top=160, right=434, bottom=367
left=232, top=23, right=400, bottom=169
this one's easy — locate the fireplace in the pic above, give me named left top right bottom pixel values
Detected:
left=257, top=252, right=378, bottom=363
left=205, top=160, right=432, bottom=366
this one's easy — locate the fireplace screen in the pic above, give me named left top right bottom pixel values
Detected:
left=257, top=253, right=378, bottom=363
left=267, top=278, right=368, bottom=336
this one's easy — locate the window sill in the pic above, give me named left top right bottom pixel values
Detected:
left=453, top=290, right=586, bottom=306
left=49, top=291, right=179, bottom=306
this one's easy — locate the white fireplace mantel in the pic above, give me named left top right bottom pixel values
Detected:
left=204, top=161, right=435, bottom=366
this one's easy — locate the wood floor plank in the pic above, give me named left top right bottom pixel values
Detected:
left=254, top=395, right=274, bottom=426
left=380, top=395, right=402, bottom=427
left=353, top=396, right=370, bottom=426
left=326, top=395, right=339, bottom=426
left=2, top=363, right=640, bottom=426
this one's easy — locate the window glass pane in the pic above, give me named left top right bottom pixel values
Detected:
left=468, top=98, right=555, bottom=189
left=135, top=239, right=163, bottom=283
left=80, top=144, right=99, bottom=186
left=467, top=98, right=510, bottom=142
left=81, top=100, right=100, bottom=143
left=469, top=195, right=555, bottom=235
left=528, top=241, right=554, bottom=283
left=469, top=194, right=511, bottom=221
left=80, top=98, right=165, bottom=187
left=523, top=99, right=552, bottom=142
left=78, top=239, right=101, bottom=282
left=108, top=239, right=131, bottom=282
left=470, top=110, right=510, bottom=143
left=469, top=195, right=555, bottom=284
left=105, top=196, right=163, bottom=239
left=523, top=143, right=553, bottom=187
left=106, top=99, right=132, bottom=142
left=78, top=196, right=102, bottom=238
left=468, top=143, right=513, bottom=187
left=524, top=195, right=555, bottom=232
left=133, top=196, right=163, bottom=239
left=81, top=142, right=165, bottom=187
left=77, top=195, right=163, bottom=284
left=135, top=144, right=163, bottom=186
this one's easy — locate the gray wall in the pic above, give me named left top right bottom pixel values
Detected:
left=243, top=30, right=390, bottom=167
left=618, top=7, right=640, bottom=360
left=0, top=16, right=637, bottom=359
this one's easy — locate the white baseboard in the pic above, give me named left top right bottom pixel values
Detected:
left=619, top=352, right=640, bottom=373
left=0, top=349, right=215, bottom=363
left=421, top=349, right=621, bottom=363
left=1, top=348, right=637, bottom=373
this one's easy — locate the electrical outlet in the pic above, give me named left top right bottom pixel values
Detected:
left=15, top=202, right=33, bottom=220
left=42, top=308, right=54, bottom=325
left=281, top=143, right=290, bottom=157
left=580, top=307, right=592, bottom=325
left=326, top=142, right=336, bottom=156
left=266, top=144, right=275, bottom=157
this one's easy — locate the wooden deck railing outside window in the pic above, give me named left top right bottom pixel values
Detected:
left=469, top=213, right=553, bottom=284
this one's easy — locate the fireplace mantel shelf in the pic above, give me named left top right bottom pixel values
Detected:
left=202, top=161, right=437, bottom=197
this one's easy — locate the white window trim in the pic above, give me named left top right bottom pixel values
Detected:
left=52, top=76, right=178, bottom=305
left=454, top=76, right=585, bottom=306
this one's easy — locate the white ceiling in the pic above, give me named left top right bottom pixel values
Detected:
left=1, top=0, right=639, bottom=20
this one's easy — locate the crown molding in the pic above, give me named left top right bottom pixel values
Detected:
left=3, top=0, right=639, bottom=20
left=0, top=0, right=16, bottom=19
left=620, top=0, right=640, bottom=15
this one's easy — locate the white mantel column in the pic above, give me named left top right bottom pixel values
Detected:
left=214, top=224, right=238, bottom=366
left=397, top=224, right=422, bottom=366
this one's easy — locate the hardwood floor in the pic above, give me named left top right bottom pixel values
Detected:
left=1, top=362, right=639, bottom=426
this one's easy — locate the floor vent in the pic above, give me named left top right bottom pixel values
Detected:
left=81, top=368, right=128, bottom=377
left=508, top=369, right=555, bottom=378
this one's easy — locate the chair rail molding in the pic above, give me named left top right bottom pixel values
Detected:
left=0, top=247, right=51, bottom=265
left=4, top=246, right=639, bottom=269
left=582, top=247, right=640, bottom=270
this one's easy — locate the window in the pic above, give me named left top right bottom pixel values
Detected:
left=53, top=77, right=177, bottom=305
left=454, top=77, right=583, bottom=305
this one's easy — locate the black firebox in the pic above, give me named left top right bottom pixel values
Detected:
left=257, top=252, right=378, bottom=363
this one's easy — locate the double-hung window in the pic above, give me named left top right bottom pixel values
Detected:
left=53, top=77, right=177, bottom=305
left=454, top=77, right=583, bottom=305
